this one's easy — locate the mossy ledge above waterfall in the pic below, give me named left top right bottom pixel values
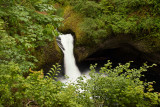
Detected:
left=54, top=0, right=160, bottom=63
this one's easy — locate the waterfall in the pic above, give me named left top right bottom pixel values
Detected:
left=56, top=34, right=81, bottom=83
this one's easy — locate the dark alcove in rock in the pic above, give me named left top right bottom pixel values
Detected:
left=78, top=43, right=160, bottom=92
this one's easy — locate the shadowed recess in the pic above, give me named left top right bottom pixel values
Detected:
left=78, top=44, right=160, bottom=92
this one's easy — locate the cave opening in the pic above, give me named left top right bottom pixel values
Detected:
left=78, top=43, right=160, bottom=92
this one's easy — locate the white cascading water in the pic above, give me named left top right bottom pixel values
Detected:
left=56, top=34, right=81, bottom=83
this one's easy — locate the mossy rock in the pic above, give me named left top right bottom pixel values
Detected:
left=59, top=6, right=85, bottom=40
left=33, top=39, right=62, bottom=70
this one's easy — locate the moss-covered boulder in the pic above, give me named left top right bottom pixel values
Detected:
left=34, top=39, right=62, bottom=70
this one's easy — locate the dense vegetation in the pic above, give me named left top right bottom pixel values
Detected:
left=0, top=0, right=63, bottom=72
left=0, top=0, right=63, bottom=106
left=1, top=60, right=160, bottom=106
left=1, top=0, right=160, bottom=106
left=57, top=0, right=160, bottom=48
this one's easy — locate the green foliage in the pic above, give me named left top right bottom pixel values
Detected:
left=77, top=61, right=160, bottom=107
left=0, top=0, right=63, bottom=72
left=80, top=18, right=109, bottom=44
left=0, top=62, right=63, bottom=107
left=46, top=63, right=61, bottom=79
left=74, top=1, right=102, bottom=18
left=0, top=59, right=160, bottom=106
left=4, top=4, right=62, bottom=48
left=0, top=0, right=64, bottom=106
left=105, top=14, right=138, bottom=34
left=99, top=0, right=114, bottom=14
left=56, top=0, right=160, bottom=47
left=0, top=30, right=35, bottom=72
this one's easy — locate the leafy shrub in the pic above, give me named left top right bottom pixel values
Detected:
left=0, top=62, right=62, bottom=107
left=77, top=61, right=160, bottom=107
left=74, top=1, right=101, bottom=18
left=0, top=29, right=35, bottom=72
left=80, top=17, right=109, bottom=44
left=0, top=59, right=160, bottom=106
left=0, top=0, right=63, bottom=72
